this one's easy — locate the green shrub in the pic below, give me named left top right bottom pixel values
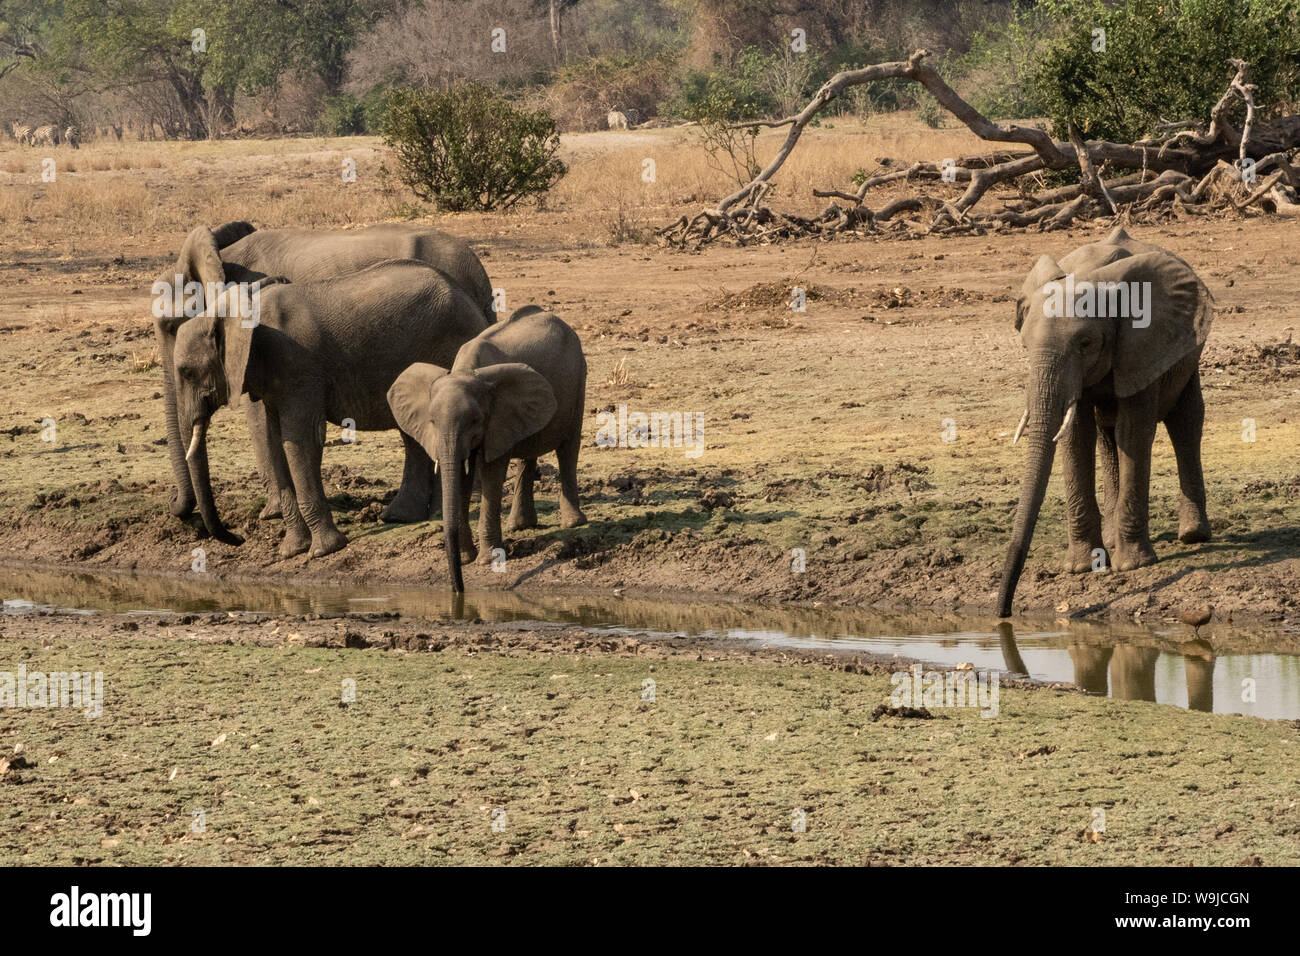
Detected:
left=379, top=83, right=566, bottom=212
left=316, top=94, right=367, bottom=136
left=958, top=8, right=1051, bottom=120
left=663, top=48, right=778, bottom=122
left=547, top=51, right=678, bottom=130
left=1029, top=0, right=1300, bottom=142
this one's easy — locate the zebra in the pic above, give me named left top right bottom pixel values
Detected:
left=64, top=126, right=79, bottom=149
left=10, top=122, right=33, bottom=145
left=31, top=124, right=60, bottom=147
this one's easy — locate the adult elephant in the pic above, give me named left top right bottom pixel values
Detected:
left=172, top=260, right=489, bottom=557
left=154, top=222, right=493, bottom=531
left=996, top=227, right=1213, bottom=617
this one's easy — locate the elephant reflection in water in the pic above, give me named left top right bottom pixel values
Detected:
left=1067, top=643, right=1214, bottom=712
left=996, top=623, right=1214, bottom=711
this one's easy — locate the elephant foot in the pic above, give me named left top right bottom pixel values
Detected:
left=279, top=527, right=311, bottom=558
left=1178, top=511, right=1211, bottom=544
left=310, top=528, right=349, bottom=558
left=560, top=508, right=587, bottom=529
left=475, top=541, right=501, bottom=565
left=452, top=529, right=478, bottom=563
left=1113, top=540, right=1158, bottom=572
left=506, top=511, right=538, bottom=532
left=381, top=489, right=431, bottom=523
left=259, top=500, right=283, bottom=521
left=1067, top=540, right=1106, bottom=573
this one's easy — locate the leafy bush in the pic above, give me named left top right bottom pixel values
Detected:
left=1029, top=0, right=1300, bottom=142
left=316, top=94, right=367, bottom=135
left=379, top=83, right=566, bottom=211
left=957, top=8, right=1051, bottom=120
left=545, top=51, right=678, bottom=131
left=663, top=48, right=778, bottom=122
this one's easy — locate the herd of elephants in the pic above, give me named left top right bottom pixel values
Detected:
left=153, top=221, right=1212, bottom=612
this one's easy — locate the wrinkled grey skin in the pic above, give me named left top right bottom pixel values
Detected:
left=388, top=307, right=587, bottom=591
left=154, top=222, right=493, bottom=532
left=997, top=226, right=1213, bottom=617
left=172, top=260, right=488, bottom=558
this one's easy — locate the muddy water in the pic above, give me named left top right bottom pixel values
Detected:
left=3, top=564, right=1299, bottom=719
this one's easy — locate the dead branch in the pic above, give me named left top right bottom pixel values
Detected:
left=660, top=52, right=1300, bottom=247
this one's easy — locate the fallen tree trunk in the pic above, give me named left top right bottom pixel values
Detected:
left=659, top=52, right=1300, bottom=246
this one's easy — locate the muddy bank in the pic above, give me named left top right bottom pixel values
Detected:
left=1, top=495, right=1298, bottom=628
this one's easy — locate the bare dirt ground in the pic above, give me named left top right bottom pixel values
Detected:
left=1, top=118, right=1298, bottom=625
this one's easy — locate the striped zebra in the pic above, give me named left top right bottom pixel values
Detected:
left=64, top=126, right=80, bottom=149
left=10, top=122, right=33, bottom=146
left=31, top=124, right=60, bottom=147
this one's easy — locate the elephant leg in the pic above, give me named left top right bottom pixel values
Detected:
left=1061, top=401, right=1103, bottom=572
left=383, top=431, right=435, bottom=523
left=1184, top=656, right=1215, bottom=712
left=1163, top=373, right=1211, bottom=544
left=1113, top=396, right=1159, bottom=571
left=246, top=400, right=282, bottom=520
left=281, top=416, right=347, bottom=558
left=1067, top=644, right=1113, bottom=696
left=506, top=458, right=539, bottom=531
left=475, top=456, right=510, bottom=564
left=556, top=428, right=587, bottom=529
left=1096, top=425, right=1119, bottom=553
left=1109, top=645, right=1159, bottom=702
left=265, top=413, right=311, bottom=558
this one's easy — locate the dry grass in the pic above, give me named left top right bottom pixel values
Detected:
left=0, top=118, right=1012, bottom=249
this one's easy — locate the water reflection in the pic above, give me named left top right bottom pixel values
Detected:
left=3, top=564, right=1298, bottom=718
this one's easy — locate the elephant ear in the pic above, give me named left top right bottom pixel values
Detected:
left=178, top=226, right=227, bottom=317
left=387, top=363, right=450, bottom=457
left=217, top=315, right=256, bottom=408
left=476, top=363, right=557, bottom=464
left=211, top=221, right=256, bottom=249
left=1016, top=254, right=1066, bottom=332
left=1096, top=251, right=1213, bottom=397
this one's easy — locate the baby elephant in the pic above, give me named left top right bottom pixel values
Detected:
left=388, top=306, right=587, bottom=591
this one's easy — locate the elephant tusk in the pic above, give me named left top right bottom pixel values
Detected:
left=1012, top=409, right=1029, bottom=446
left=1053, top=402, right=1077, bottom=442
left=464, top=459, right=471, bottom=478
left=433, top=459, right=439, bottom=476
left=185, top=424, right=203, bottom=462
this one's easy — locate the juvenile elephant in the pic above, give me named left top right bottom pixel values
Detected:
left=387, top=307, right=587, bottom=591
left=997, top=227, right=1213, bottom=617
left=154, top=222, right=493, bottom=530
left=172, top=260, right=488, bottom=557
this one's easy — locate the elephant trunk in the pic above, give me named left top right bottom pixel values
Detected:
left=996, top=360, right=1076, bottom=617
left=440, top=451, right=466, bottom=593
left=157, top=323, right=196, bottom=518
left=184, top=418, right=243, bottom=546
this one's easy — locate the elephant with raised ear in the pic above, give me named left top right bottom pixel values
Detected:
left=153, top=222, right=493, bottom=534
left=997, top=227, right=1213, bottom=617
left=388, top=307, right=587, bottom=592
left=171, top=260, right=488, bottom=558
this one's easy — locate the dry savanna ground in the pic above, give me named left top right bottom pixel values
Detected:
left=0, top=114, right=1298, bottom=623
left=2, top=116, right=1300, bottom=867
